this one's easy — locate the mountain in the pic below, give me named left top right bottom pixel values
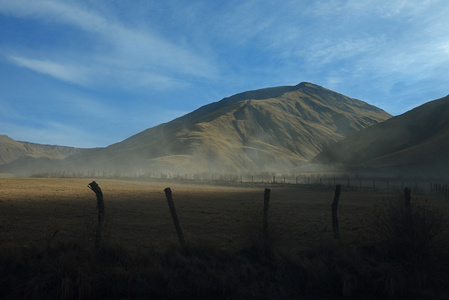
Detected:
left=0, top=135, right=84, bottom=166
left=312, top=94, right=449, bottom=176
left=1, top=82, right=391, bottom=176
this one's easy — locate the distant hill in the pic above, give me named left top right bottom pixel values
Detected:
left=0, top=135, right=84, bottom=166
left=312, top=94, right=449, bottom=176
left=0, top=82, right=391, bottom=176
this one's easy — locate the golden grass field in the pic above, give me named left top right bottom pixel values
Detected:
left=1, top=178, right=449, bottom=299
left=1, top=178, right=447, bottom=250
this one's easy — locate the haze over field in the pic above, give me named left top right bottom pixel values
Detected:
left=1, top=0, right=449, bottom=148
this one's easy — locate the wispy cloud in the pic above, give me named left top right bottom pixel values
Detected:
left=0, top=0, right=218, bottom=89
left=9, top=55, right=90, bottom=86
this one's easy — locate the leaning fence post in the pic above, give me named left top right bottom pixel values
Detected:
left=164, top=188, right=185, bottom=247
left=332, top=185, right=341, bottom=240
left=88, top=181, right=104, bottom=248
left=263, top=188, right=271, bottom=256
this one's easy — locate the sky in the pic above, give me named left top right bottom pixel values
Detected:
left=1, top=0, right=449, bottom=148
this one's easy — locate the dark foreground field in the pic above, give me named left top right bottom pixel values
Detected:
left=1, top=178, right=449, bottom=299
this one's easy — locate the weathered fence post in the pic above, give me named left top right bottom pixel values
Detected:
left=263, top=188, right=271, bottom=256
left=164, top=188, right=185, bottom=247
left=404, top=187, right=411, bottom=211
left=332, top=185, right=342, bottom=240
left=88, top=181, right=104, bottom=248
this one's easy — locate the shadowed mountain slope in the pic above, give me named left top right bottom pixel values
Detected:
left=0, top=135, right=84, bottom=166
left=1, top=83, right=391, bottom=176
left=312, top=94, right=449, bottom=176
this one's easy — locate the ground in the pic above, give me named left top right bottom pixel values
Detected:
left=1, top=178, right=448, bottom=299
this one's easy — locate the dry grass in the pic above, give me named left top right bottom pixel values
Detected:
left=1, top=178, right=448, bottom=299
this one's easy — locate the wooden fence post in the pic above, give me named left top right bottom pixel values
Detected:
left=164, top=188, right=185, bottom=247
left=332, top=185, right=342, bottom=240
left=88, top=181, right=104, bottom=249
left=404, top=187, right=411, bottom=211
left=263, top=188, right=271, bottom=256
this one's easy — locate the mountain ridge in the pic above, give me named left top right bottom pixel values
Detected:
left=312, top=94, right=449, bottom=176
left=0, top=134, right=85, bottom=166
left=1, top=82, right=391, bottom=176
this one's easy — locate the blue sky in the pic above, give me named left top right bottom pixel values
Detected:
left=1, top=0, right=449, bottom=148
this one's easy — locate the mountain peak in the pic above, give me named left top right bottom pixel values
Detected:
left=0, top=83, right=392, bottom=176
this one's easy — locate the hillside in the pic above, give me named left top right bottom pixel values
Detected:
left=62, top=82, right=390, bottom=174
left=0, top=135, right=84, bottom=166
left=1, top=83, right=391, bottom=176
left=312, top=94, right=449, bottom=176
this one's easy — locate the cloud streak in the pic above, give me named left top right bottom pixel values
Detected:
left=9, top=55, right=90, bottom=86
left=1, top=0, right=218, bottom=90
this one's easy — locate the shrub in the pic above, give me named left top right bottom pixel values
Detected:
left=369, top=196, right=445, bottom=264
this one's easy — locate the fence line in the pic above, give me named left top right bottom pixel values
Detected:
left=32, top=170, right=449, bottom=197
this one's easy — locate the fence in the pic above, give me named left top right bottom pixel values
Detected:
left=38, top=169, right=449, bottom=196
left=88, top=180, right=442, bottom=252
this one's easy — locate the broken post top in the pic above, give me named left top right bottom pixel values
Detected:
left=88, top=181, right=102, bottom=194
left=164, top=187, right=172, bottom=197
left=88, top=181, right=104, bottom=214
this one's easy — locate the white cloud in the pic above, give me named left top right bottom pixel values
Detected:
left=0, top=0, right=218, bottom=89
left=9, top=55, right=90, bottom=86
